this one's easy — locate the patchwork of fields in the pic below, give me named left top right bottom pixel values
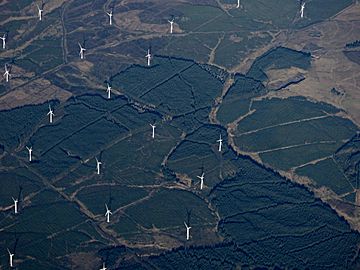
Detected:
left=0, top=0, right=359, bottom=269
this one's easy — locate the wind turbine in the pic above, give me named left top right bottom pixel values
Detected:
left=197, top=172, right=205, bottom=190
left=96, top=157, right=102, bottom=175
left=184, top=222, right=191, bottom=241
left=300, top=2, right=306, bottom=18
left=7, top=249, right=14, bottom=268
left=26, top=146, right=33, bottom=162
left=104, top=204, right=112, bottom=223
left=47, top=105, right=54, bottom=123
left=168, top=18, right=174, bottom=34
left=145, top=48, right=152, bottom=66
left=106, top=10, right=113, bottom=25
left=236, top=0, right=240, bottom=8
left=150, top=124, right=156, bottom=139
left=217, top=134, right=223, bottom=152
left=100, top=262, right=107, bottom=270
left=12, top=197, right=18, bottom=214
left=106, top=83, right=111, bottom=99
left=0, top=33, right=6, bottom=49
left=4, top=64, right=10, bottom=82
left=78, top=42, right=86, bottom=59
left=36, top=3, right=43, bottom=21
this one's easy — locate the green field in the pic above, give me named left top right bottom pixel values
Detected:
left=217, top=75, right=266, bottom=124
left=247, top=47, right=311, bottom=82
left=296, top=158, right=354, bottom=195
left=235, top=115, right=357, bottom=152
left=0, top=0, right=359, bottom=268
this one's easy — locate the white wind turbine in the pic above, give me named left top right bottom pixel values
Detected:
left=0, top=34, right=6, bottom=49
left=150, top=124, right=156, bottom=139
left=197, top=172, right=205, bottom=190
left=4, top=64, right=10, bottom=82
left=78, top=43, right=86, bottom=59
left=104, top=204, right=112, bottom=223
left=26, top=146, right=33, bottom=162
left=36, top=3, right=43, bottom=21
left=217, top=134, right=223, bottom=152
left=106, top=10, right=113, bottom=25
left=96, top=157, right=102, bottom=175
left=184, top=222, right=191, bottom=241
left=7, top=249, right=14, bottom=268
left=237, top=0, right=240, bottom=8
left=100, top=262, right=107, bottom=270
left=145, top=49, right=152, bottom=66
left=47, top=105, right=54, bottom=123
left=300, top=2, right=306, bottom=18
left=12, top=197, right=18, bottom=214
left=168, top=18, right=174, bottom=34
left=106, top=83, right=111, bottom=99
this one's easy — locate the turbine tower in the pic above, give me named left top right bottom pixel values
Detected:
left=106, top=10, right=113, bottom=25
left=96, top=157, right=102, bottom=175
left=47, top=105, right=54, bottom=123
left=145, top=49, right=152, bottom=66
left=184, top=222, right=191, bottom=241
left=237, top=0, right=240, bottom=8
left=0, top=33, right=6, bottom=49
left=12, top=197, right=18, bottom=214
left=78, top=43, right=86, bottom=59
left=36, top=3, right=43, bottom=21
left=168, top=19, right=174, bottom=34
left=300, top=2, right=306, bottom=18
left=26, top=146, right=33, bottom=162
left=99, top=263, right=107, bottom=270
left=105, top=204, right=112, bottom=223
left=106, top=83, right=112, bottom=99
left=150, top=124, right=156, bottom=139
left=217, top=134, right=223, bottom=152
left=7, top=249, right=14, bottom=268
left=4, top=64, right=10, bottom=82
left=197, top=172, right=205, bottom=190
